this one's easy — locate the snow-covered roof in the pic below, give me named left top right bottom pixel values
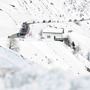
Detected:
left=42, top=28, right=63, bottom=34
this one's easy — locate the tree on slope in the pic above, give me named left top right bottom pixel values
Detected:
left=8, top=38, right=20, bottom=52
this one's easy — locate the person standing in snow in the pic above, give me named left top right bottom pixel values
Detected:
left=71, top=41, right=75, bottom=50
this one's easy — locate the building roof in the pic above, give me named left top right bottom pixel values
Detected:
left=42, top=28, right=63, bottom=34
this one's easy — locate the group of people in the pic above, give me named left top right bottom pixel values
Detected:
left=17, top=22, right=30, bottom=37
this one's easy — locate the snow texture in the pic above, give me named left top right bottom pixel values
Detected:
left=0, top=0, right=90, bottom=90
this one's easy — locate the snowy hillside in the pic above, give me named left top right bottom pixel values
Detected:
left=0, top=46, right=90, bottom=90
left=0, top=0, right=90, bottom=89
left=0, top=0, right=90, bottom=27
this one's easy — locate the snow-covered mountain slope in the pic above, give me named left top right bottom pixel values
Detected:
left=0, top=46, right=30, bottom=68
left=0, top=0, right=90, bottom=89
left=0, top=45, right=90, bottom=90
left=0, top=45, right=46, bottom=71
left=0, top=0, right=90, bottom=74
left=0, top=46, right=48, bottom=89
left=0, top=0, right=90, bottom=71
left=5, top=0, right=90, bottom=20
left=19, top=39, right=90, bottom=75
left=0, top=0, right=90, bottom=37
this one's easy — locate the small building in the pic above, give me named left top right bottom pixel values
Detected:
left=42, top=28, right=64, bottom=41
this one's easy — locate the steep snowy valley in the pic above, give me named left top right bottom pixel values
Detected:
left=0, top=0, right=90, bottom=90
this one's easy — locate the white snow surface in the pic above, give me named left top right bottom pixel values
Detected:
left=0, top=0, right=90, bottom=90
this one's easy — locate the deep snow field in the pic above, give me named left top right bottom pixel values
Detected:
left=0, top=0, right=90, bottom=90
